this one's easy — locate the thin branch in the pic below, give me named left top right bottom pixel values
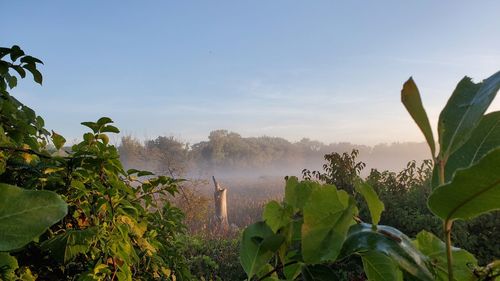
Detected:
left=257, top=261, right=299, bottom=281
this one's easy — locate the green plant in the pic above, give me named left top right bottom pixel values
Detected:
left=0, top=45, right=190, bottom=280
left=239, top=72, right=500, bottom=281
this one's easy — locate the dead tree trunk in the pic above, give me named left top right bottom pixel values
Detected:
left=212, top=176, right=228, bottom=229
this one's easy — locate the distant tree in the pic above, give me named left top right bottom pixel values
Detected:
left=302, top=149, right=366, bottom=194
left=146, top=136, right=189, bottom=177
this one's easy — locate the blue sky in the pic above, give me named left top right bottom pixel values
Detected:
left=2, top=1, right=500, bottom=145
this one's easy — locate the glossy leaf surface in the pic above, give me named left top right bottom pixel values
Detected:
left=340, top=223, right=433, bottom=281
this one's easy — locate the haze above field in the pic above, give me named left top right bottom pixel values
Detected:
left=2, top=1, right=500, bottom=145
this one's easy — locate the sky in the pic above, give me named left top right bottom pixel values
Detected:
left=2, top=1, right=500, bottom=146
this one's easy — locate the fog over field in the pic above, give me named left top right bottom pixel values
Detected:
left=119, top=130, right=431, bottom=181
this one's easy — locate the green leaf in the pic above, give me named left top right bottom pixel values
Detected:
left=81, top=121, right=99, bottom=133
left=12, top=65, right=26, bottom=78
left=9, top=45, right=25, bottom=62
left=401, top=77, right=436, bottom=157
left=96, top=117, right=113, bottom=127
left=301, top=187, right=356, bottom=263
left=0, top=252, right=19, bottom=280
left=40, top=227, right=97, bottom=264
left=445, top=111, right=500, bottom=182
left=101, top=125, right=120, bottom=134
left=354, top=179, right=384, bottom=226
left=263, top=200, right=293, bottom=233
left=361, top=251, right=403, bottom=281
left=23, top=63, right=42, bottom=85
left=240, top=221, right=276, bottom=279
left=340, top=223, right=434, bottom=281
left=438, top=71, right=500, bottom=159
left=413, top=230, right=477, bottom=281
left=428, top=148, right=500, bottom=221
left=20, top=55, right=43, bottom=65
left=284, top=177, right=314, bottom=210
left=0, top=183, right=67, bottom=251
left=283, top=262, right=302, bottom=280
left=51, top=130, right=66, bottom=150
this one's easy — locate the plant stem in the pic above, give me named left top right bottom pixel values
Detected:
left=438, top=159, right=454, bottom=281
left=257, top=261, right=298, bottom=281
left=444, top=220, right=454, bottom=281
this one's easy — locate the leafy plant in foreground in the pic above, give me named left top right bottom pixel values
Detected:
left=239, top=71, right=500, bottom=281
left=0, top=45, right=190, bottom=280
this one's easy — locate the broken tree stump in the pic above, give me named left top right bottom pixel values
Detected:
left=212, top=176, right=228, bottom=229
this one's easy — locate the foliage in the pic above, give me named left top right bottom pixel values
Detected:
left=0, top=45, right=190, bottom=280
left=302, top=149, right=366, bottom=194
left=180, top=236, right=246, bottom=281
left=240, top=72, right=500, bottom=281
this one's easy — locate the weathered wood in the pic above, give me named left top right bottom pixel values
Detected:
left=212, top=176, right=228, bottom=228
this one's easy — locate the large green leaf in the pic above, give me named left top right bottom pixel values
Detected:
left=428, top=148, right=500, bottom=221
left=284, top=177, right=314, bottom=210
left=301, top=187, right=356, bottom=263
left=413, top=231, right=477, bottom=281
left=401, top=77, right=436, bottom=157
left=438, top=71, right=500, bottom=159
left=263, top=200, right=293, bottom=233
left=40, top=227, right=97, bottom=264
left=354, top=180, right=384, bottom=226
left=240, top=221, right=282, bottom=279
left=0, top=183, right=67, bottom=251
left=361, top=251, right=403, bottom=281
left=445, top=111, right=500, bottom=182
left=340, top=223, right=434, bottom=281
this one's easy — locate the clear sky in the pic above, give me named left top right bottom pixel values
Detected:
left=2, top=1, right=500, bottom=145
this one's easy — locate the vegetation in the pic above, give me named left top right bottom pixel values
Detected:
left=239, top=72, right=500, bottom=281
left=0, top=46, right=191, bottom=280
left=1, top=44, right=499, bottom=281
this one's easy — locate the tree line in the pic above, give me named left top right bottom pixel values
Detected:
left=118, top=129, right=430, bottom=179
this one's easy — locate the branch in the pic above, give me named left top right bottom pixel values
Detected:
left=0, top=145, right=52, bottom=159
left=257, top=261, right=298, bottom=281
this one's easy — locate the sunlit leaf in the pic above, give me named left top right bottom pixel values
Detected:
left=302, top=186, right=356, bottom=263
left=263, top=200, right=293, bottom=233
left=428, top=148, right=500, bottom=221
left=51, top=130, right=66, bottom=150
left=0, top=183, right=67, bottom=251
left=438, top=71, right=500, bottom=159
left=354, top=179, right=384, bottom=226
left=41, top=228, right=97, bottom=264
